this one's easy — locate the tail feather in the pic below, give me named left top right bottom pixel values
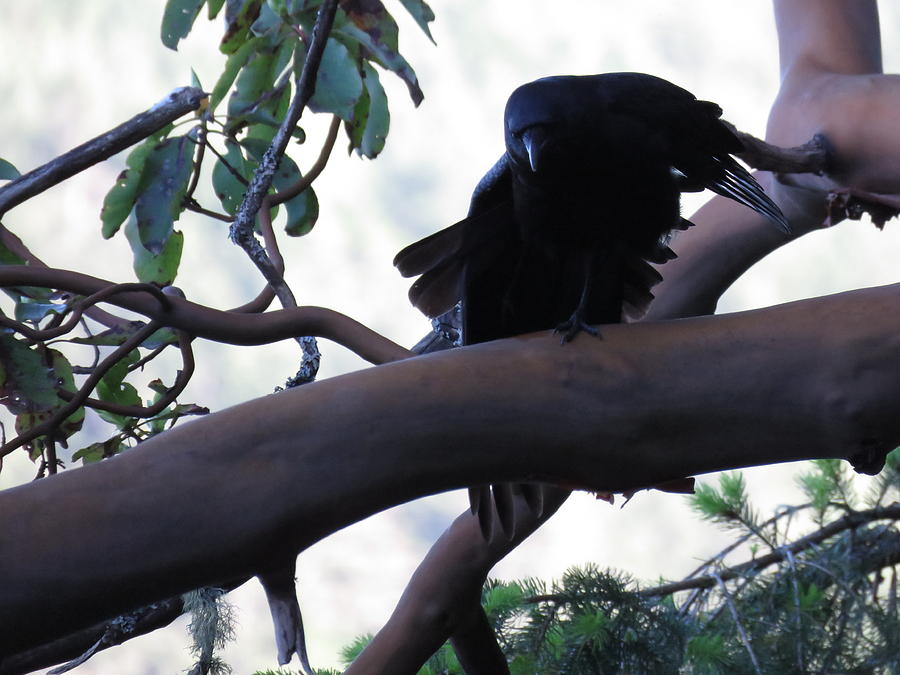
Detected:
left=408, top=257, right=465, bottom=318
left=621, top=256, right=664, bottom=321
left=394, top=220, right=467, bottom=278
left=708, top=157, right=790, bottom=233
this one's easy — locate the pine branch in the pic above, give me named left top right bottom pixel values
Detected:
left=641, top=504, right=900, bottom=598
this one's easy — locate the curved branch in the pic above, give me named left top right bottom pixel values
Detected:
left=0, top=87, right=207, bottom=217
left=2, top=282, right=899, bottom=653
left=0, top=224, right=132, bottom=330
left=0, top=266, right=413, bottom=364
left=0, top=282, right=170, bottom=342
left=267, top=114, right=341, bottom=208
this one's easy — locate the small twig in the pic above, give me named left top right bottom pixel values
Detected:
left=266, top=114, right=341, bottom=208
left=33, top=458, right=47, bottom=481
left=81, top=317, right=100, bottom=372
left=57, top=331, right=195, bottom=418
left=128, top=343, right=169, bottom=372
left=185, top=123, right=208, bottom=200
left=727, top=124, right=831, bottom=175
left=713, top=572, right=762, bottom=675
left=0, top=87, right=207, bottom=216
left=782, top=547, right=804, bottom=672
left=680, top=503, right=810, bottom=587
left=230, top=67, right=293, bottom=119
left=45, top=434, right=59, bottom=476
left=184, top=199, right=232, bottom=222
left=202, top=139, right=250, bottom=187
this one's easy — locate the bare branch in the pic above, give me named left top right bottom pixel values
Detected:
left=0, top=87, right=207, bottom=217
left=728, top=124, right=831, bottom=175
left=0, top=282, right=170, bottom=343
left=0, top=224, right=133, bottom=330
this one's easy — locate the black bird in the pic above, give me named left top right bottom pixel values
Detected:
left=395, top=73, right=789, bottom=538
left=395, top=73, right=789, bottom=346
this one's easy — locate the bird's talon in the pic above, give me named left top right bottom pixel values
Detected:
left=554, top=318, right=599, bottom=343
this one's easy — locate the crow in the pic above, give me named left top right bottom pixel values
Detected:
left=395, top=73, right=789, bottom=346
left=395, top=73, right=789, bottom=538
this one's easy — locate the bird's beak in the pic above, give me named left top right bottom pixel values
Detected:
left=520, top=125, right=549, bottom=173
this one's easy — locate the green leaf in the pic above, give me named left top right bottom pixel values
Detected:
left=212, top=140, right=255, bottom=215
left=14, top=296, right=62, bottom=323
left=285, top=0, right=314, bottom=16
left=124, top=216, right=184, bottom=285
left=46, top=348, right=84, bottom=436
left=240, top=136, right=273, bottom=162
left=227, top=42, right=286, bottom=126
left=72, top=438, right=124, bottom=464
left=297, top=37, right=363, bottom=121
left=95, top=349, right=142, bottom=425
left=348, top=62, right=389, bottom=158
left=100, top=139, right=161, bottom=239
left=251, top=1, right=284, bottom=37
left=397, top=0, right=436, bottom=44
left=718, top=471, right=746, bottom=504
left=333, top=4, right=423, bottom=105
left=220, top=0, right=262, bottom=54
left=8, top=346, right=83, bottom=457
left=190, top=68, right=204, bottom=92
left=207, top=0, right=227, bottom=19
left=161, top=0, right=206, bottom=50
left=134, top=134, right=195, bottom=254
left=272, top=154, right=318, bottom=236
left=0, top=334, right=59, bottom=413
left=209, top=37, right=258, bottom=113
left=0, top=157, right=20, bottom=180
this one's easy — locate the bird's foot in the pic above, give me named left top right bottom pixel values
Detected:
left=554, top=314, right=599, bottom=343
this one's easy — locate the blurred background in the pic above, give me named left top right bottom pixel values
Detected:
left=1, top=1, right=899, bottom=672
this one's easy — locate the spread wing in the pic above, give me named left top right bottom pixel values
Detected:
left=393, top=156, right=515, bottom=320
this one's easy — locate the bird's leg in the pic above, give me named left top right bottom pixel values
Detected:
left=555, top=248, right=600, bottom=343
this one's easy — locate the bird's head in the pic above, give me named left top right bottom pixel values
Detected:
left=504, top=76, right=606, bottom=176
